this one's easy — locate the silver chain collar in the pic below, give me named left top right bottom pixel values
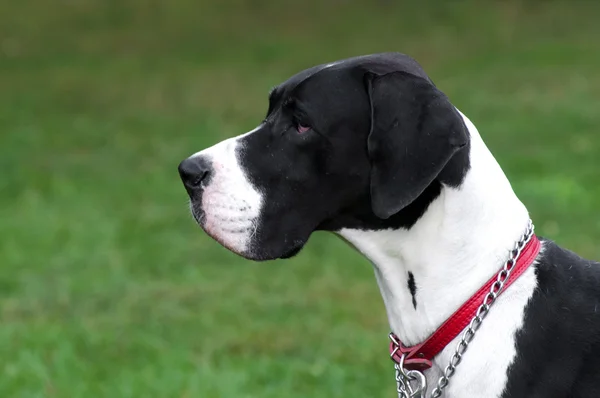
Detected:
left=390, top=220, right=535, bottom=398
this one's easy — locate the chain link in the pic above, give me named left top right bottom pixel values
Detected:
left=391, top=220, right=535, bottom=398
left=394, top=362, right=410, bottom=398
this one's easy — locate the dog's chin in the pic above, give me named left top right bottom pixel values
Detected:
left=204, top=229, right=307, bottom=262
left=278, top=244, right=304, bottom=259
left=200, top=238, right=306, bottom=262
left=249, top=238, right=308, bottom=261
left=191, top=205, right=308, bottom=262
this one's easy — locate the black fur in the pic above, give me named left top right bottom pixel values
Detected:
left=408, top=271, right=417, bottom=309
left=235, top=53, right=470, bottom=260
left=502, top=239, right=600, bottom=398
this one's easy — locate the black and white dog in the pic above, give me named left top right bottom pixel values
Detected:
left=178, top=53, right=600, bottom=397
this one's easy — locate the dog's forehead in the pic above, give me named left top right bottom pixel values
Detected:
left=276, top=53, right=433, bottom=95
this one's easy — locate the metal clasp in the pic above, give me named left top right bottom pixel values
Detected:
left=395, top=353, right=427, bottom=398
left=405, top=369, right=427, bottom=398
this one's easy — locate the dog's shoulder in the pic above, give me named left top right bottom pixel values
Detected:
left=502, top=238, right=600, bottom=397
left=536, top=238, right=600, bottom=298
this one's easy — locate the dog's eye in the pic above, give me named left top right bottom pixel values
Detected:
left=296, top=123, right=310, bottom=134
left=290, top=106, right=310, bottom=133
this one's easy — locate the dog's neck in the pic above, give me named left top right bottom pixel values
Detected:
left=338, top=112, right=530, bottom=345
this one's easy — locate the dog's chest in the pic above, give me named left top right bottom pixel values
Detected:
left=418, top=266, right=538, bottom=398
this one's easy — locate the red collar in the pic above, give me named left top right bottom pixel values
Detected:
left=389, top=234, right=541, bottom=372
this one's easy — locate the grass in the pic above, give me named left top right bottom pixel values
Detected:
left=1, top=1, right=599, bottom=397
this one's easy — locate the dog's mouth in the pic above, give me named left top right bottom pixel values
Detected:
left=190, top=202, right=205, bottom=226
left=188, top=196, right=261, bottom=259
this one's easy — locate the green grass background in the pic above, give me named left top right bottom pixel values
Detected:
left=1, top=1, right=599, bottom=397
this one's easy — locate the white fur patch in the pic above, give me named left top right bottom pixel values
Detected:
left=189, top=127, right=263, bottom=256
left=338, top=111, right=537, bottom=398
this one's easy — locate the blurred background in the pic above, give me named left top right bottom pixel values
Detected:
left=1, top=0, right=599, bottom=397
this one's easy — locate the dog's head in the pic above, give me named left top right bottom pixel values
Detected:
left=178, top=53, right=470, bottom=261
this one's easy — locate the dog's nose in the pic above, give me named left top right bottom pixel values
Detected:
left=178, top=156, right=212, bottom=191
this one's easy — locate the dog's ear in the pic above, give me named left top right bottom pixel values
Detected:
left=365, top=71, right=469, bottom=219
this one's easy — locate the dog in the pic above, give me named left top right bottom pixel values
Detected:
left=178, top=53, right=600, bottom=398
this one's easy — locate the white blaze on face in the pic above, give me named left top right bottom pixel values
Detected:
left=189, top=127, right=263, bottom=255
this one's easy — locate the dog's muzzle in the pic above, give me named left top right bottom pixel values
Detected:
left=177, top=133, right=264, bottom=258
